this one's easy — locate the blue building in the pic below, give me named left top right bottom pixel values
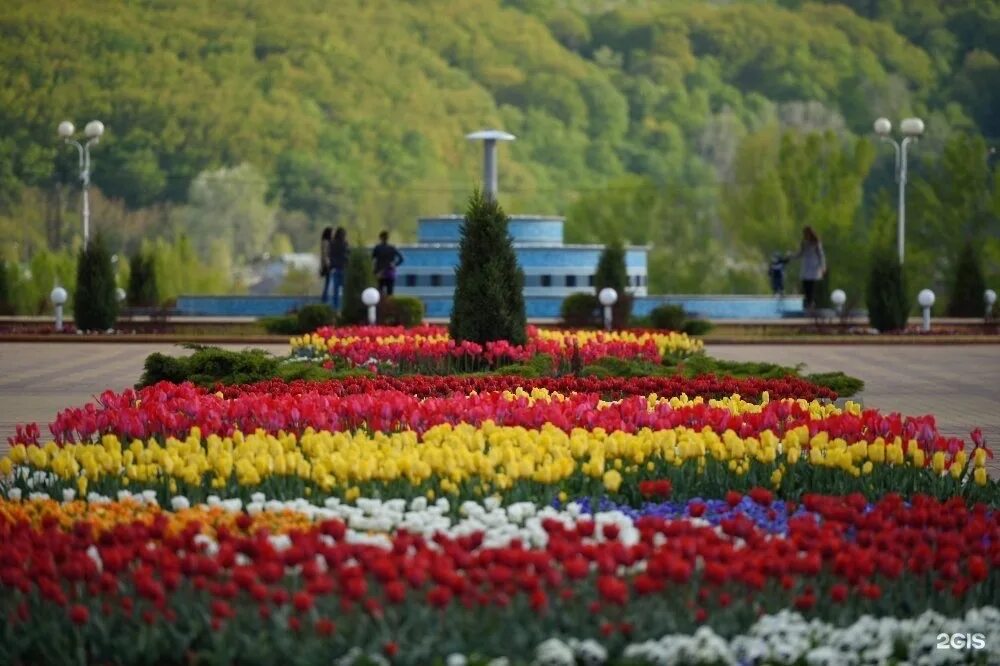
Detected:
left=391, top=214, right=648, bottom=319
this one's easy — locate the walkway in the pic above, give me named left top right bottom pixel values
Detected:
left=1, top=343, right=997, bottom=474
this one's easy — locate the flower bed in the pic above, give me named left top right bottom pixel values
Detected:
left=290, top=325, right=704, bottom=371
left=2, top=344, right=998, bottom=663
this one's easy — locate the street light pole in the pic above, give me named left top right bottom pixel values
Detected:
left=58, top=120, right=105, bottom=249
left=874, top=117, right=924, bottom=265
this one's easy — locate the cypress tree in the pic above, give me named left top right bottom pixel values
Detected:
left=866, top=243, right=909, bottom=332
left=340, top=247, right=375, bottom=325
left=127, top=249, right=159, bottom=307
left=74, top=234, right=120, bottom=331
left=947, top=240, right=986, bottom=317
left=594, top=239, right=632, bottom=328
left=0, top=259, right=12, bottom=315
left=450, top=189, right=527, bottom=345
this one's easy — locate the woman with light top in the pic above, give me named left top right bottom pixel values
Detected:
left=789, top=225, right=826, bottom=314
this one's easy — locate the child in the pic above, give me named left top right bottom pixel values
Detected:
left=769, top=252, right=790, bottom=298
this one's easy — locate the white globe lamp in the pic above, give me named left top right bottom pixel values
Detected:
left=50, top=286, right=68, bottom=332
left=58, top=121, right=75, bottom=138
left=84, top=120, right=105, bottom=139
left=873, top=117, right=892, bottom=136
left=984, top=289, right=996, bottom=322
left=598, top=288, right=618, bottom=331
left=918, top=289, right=935, bottom=332
left=361, top=287, right=381, bottom=325
left=830, top=289, right=846, bottom=314
left=900, top=117, right=925, bottom=137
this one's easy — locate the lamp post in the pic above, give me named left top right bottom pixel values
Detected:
left=361, top=287, right=380, bottom=326
left=58, top=119, right=105, bottom=249
left=50, top=286, right=68, bottom=332
left=874, top=117, right=924, bottom=265
left=985, top=289, right=997, bottom=323
left=598, top=288, right=618, bottom=332
left=918, top=289, right=935, bottom=332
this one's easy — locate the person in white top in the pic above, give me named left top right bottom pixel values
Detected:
left=789, top=226, right=826, bottom=314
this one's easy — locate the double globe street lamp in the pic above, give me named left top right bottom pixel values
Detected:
left=873, top=117, right=924, bottom=265
left=58, top=119, right=105, bottom=249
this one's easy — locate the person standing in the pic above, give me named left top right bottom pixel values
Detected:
left=327, top=227, right=349, bottom=309
left=788, top=226, right=826, bottom=314
left=372, top=230, right=404, bottom=296
left=319, top=227, right=333, bottom=303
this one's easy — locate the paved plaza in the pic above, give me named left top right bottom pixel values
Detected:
left=1, top=342, right=997, bottom=475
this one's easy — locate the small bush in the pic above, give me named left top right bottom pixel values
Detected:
left=560, top=292, right=599, bottom=328
left=581, top=356, right=666, bottom=378
left=805, top=371, right=865, bottom=397
left=866, top=244, right=909, bottom=332
left=378, top=296, right=423, bottom=327
left=260, top=314, right=301, bottom=335
left=681, top=319, right=714, bottom=336
left=74, top=234, right=119, bottom=331
left=139, top=345, right=280, bottom=387
left=649, top=304, right=686, bottom=331
left=297, top=303, right=336, bottom=331
left=947, top=240, right=986, bottom=317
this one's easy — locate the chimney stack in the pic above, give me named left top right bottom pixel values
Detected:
left=466, top=129, right=515, bottom=201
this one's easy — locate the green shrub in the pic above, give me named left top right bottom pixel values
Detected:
left=378, top=296, right=423, bottom=327
left=649, top=304, right=686, bottom=331
left=866, top=244, right=910, bottom=332
left=126, top=249, right=159, bottom=307
left=582, top=356, right=666, bottom=378
left=560, top=292, right=599, bottom=328
left=341, top=247, right=375, bottom=325
left=0, top=259, right=12, bottom=315
left=260, top=314, right=302, bottom=335
left=450, top=189, right=527, bottom=345
left=681, top=319, right=714, bottom=336
left=74, top=234, right=119, bottom=331
left=805, top=371, right=865, bottom=398
left=297, top=303, right=336, bottom=331
left=594, top=239, right=632, bottom=328
left=947, top=240, right=986, bottom=317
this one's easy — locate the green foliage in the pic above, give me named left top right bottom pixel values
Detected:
left=0, top=259, right=12, bottom=315
left=450, top=190, right=527, bottom=346
left=259, top=314, right=302, bottom=336
left=805, top=371, right=865, bottom=398
left=139, top=345, right=350, bottom=388
left=866, top=244, right=910, bottom=333
left=648, top=304, right=686, bottom=331
left=126, top=249, right=159, bottom=307
left=340, top=248, right=375, bottom=325
left=947, top=240, right=987, bottom=317
left=1, top=0, right=997, bottom=299
left=560, top=292, right=599, bottom=328
left=73, top=235, right=119, bottom=331
left=377, top=296, right=424, bottom=327
left=296, top=303, right=337, bottom=331
left=681, top=318, right=714, bottom=336
left=594, top=239, right=632, bottom=328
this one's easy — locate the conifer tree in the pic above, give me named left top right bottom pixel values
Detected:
left=947, top=240, right=986, bottom=317
left=866, top=243, right=909, bottom=332
left=340, top=247, right=375, bottom=325
left=450, top=190, right=527, bottom=345
left=594, top=239, right=632, bottom=328
left=74, top=234, right=119, bottom=331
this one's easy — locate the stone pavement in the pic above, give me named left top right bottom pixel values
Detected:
left=1, top=342, right=997, bottom=475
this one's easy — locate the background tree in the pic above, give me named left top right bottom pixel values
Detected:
left=126, top=249, right=159, bottom=308
left=866, top=243, right=910, bottom=333
left=73, top=234, right=119, bottom=331
left=340, top=247, right=375, bottom=326
left=450, top=190, right=527, bottom=346
left=947, top=240, right=986, bottom=317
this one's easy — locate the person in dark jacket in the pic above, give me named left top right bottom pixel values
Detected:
left=372, top=230, right=404, bottom=296
left=320, top=227, right=349, bottom=308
